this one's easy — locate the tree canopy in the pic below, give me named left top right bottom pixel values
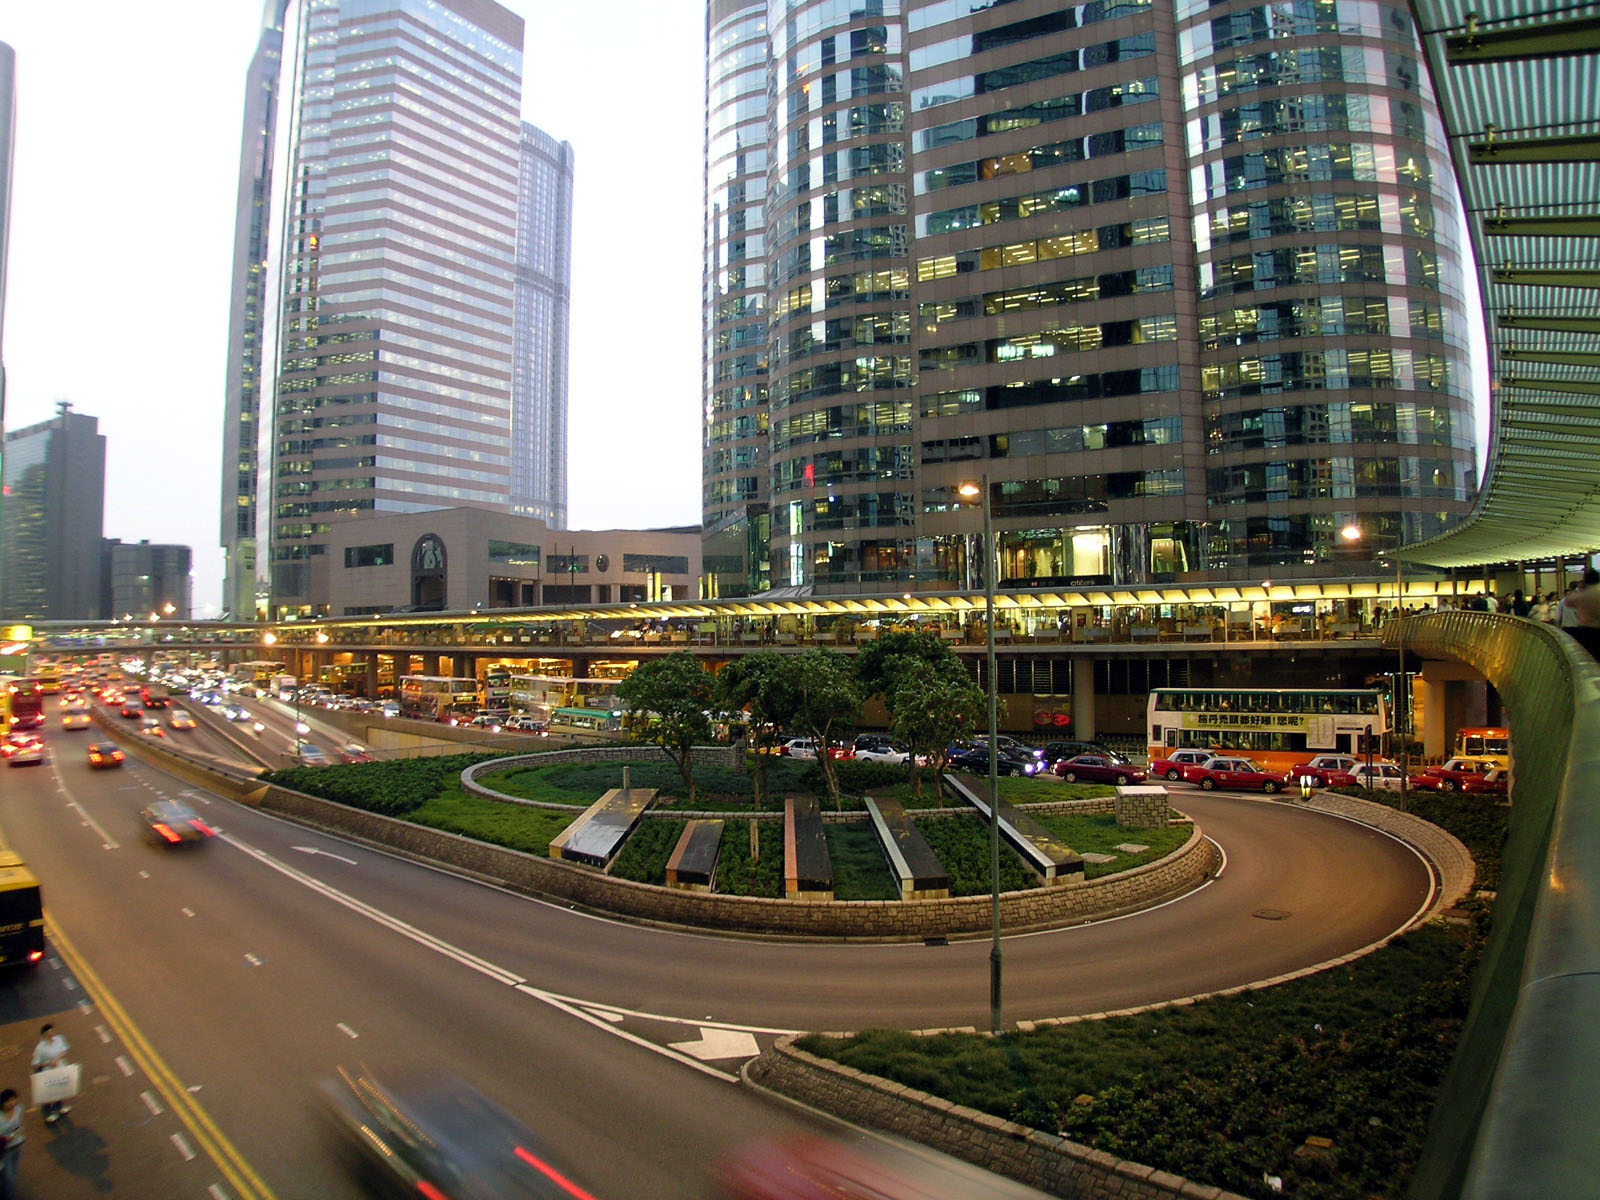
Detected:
left=616, top=651, right=716, bottom=802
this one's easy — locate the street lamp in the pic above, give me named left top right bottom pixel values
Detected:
left=959, top=475, right=1003, bottom=1035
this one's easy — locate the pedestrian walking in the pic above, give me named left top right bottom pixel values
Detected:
left=1511, top=588, right=1530, bottom=617
left=1567, top=568, right=1600, bottom=662
left=31, top=1023, right=71, bottom=1123
left=1557, top=580, right=1583, bottom=628
left=0, top=1088, right=23, bottom=1198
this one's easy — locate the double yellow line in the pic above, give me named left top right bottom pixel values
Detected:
left=46, top=915, right=277, bottom=1200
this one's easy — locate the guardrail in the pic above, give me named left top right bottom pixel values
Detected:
left=1387, top=612, right=1600, bottom=1200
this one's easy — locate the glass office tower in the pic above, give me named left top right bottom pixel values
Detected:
left=701, top=0, right=1476, bottom=594
left=258, top=0, right=526, bottom=617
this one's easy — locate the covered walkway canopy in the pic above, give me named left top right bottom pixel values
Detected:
left=1399, top=0, right=1600, bottom=567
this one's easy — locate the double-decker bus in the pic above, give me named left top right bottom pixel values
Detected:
left=0, top=835, right=46, bottom=968
left=481, top=667, right=512, bottom=716
left=1147, top=687, right=1388, bottom=773
left=231, top=660, right=289, bottom=693
left=4, top=679, right=46, bottom=731
left=398, top=675, right=480, bottom=723
left=1454, top=726, right=1510, bottom=768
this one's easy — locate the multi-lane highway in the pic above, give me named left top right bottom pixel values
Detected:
left=0, top=695, right=1436, bottom=1198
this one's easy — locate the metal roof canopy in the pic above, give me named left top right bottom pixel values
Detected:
left=1398, top=0, right=1600, bottom=568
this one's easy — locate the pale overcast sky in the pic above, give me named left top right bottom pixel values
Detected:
left=0, top=2, right=706, bottom=616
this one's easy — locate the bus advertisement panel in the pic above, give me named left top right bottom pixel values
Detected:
left=1148, top=687, right=1387, bottom=771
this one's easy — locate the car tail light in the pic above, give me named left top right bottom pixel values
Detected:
left=152, top=823, right=182, bottom=844
left=28, top=950, right=43, bottom=964
left=513, top=1146, right=602, bottom=1199
left=192, top=819, right=217, bottom=837
left=415, top=1184, right=450, bottom=1200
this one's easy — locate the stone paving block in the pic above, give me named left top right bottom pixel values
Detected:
left=1081, top=851, right=1118, bottom=864
left=1115, top=842, right=1150, bottom=853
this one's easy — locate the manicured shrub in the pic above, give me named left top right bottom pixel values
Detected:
left=261, top=753, right=500, bottom=817
left=611, top=818, right=687, bottom=885
left=716, top=820, right=784, bottom=897
left=912, top=814, right=1034, bottom=895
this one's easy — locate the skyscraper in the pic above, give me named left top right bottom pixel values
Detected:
left=701, top=0, right=1476, bottom=596
left=234, top=0, right=572, bottom=619
left=511, top=122, right=573, bottom=529
left=220, top=1, right=292, bottom=620
left=0, top=404, right=106, bottom=620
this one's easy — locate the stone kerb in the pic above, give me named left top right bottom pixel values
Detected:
left=746, top=1037, right=1248, bottom=1200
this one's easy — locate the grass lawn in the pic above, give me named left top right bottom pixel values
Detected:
left=408, top=785, right=577, bottom=855
left=1028, top=812, right=1193, bottom=879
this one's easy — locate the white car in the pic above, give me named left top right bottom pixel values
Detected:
left=1349, top=762, right=1407, bottom=792
left=855, top=743, right=914, bottom=765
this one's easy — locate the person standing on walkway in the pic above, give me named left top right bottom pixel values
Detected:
left=0, top=1088, right=24, bottom=1198
left=31, top=1024, right=70, bottom=1123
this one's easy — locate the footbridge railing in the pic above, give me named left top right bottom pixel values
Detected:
left=1390, top=612, right=1600, bottom=1200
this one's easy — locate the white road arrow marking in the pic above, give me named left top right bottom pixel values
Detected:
left=668, top=1027, right=760, bottom=1062
left=291, top=846, right=358, bottom=865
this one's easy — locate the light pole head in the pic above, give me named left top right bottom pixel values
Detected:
left=958, top=481, right=982, bottom=500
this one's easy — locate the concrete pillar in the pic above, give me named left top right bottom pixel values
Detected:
left=1073, top=656, right=1097, bottom=739
left=365, top=659, right=379, bottom=698
left=1418, top=675, right=1448, bottom=761
left=421, top=653, right=441, bottom=676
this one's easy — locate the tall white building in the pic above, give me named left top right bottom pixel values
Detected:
left=230, top=0, right=573, bottom=618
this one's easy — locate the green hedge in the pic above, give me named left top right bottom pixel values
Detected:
left=260, top=753, right=501, bottom=817
left=611, top=818, right=688, bottom=885
left=715, top=820, right=784, bottom=897
left=912, top=814, right=1034, bottom=895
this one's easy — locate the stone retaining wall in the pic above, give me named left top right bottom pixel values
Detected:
left=746, top=1037, right=1248, bottom=1200
left=461, top=744, right=742, bottom=806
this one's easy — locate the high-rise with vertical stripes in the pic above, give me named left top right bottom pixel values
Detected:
left=227, top=0, right=572, bottom=618
left=702, top=0, right=1477, bottom=596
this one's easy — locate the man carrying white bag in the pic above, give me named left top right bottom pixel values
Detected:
left=31, top=1024, right=77, bottom=1123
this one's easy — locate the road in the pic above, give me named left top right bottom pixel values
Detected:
left=0, top=712, right=1436, bottom=1198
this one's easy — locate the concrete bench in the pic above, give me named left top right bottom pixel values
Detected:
left=665, top=818, right=724, bottom=892
left=548, top=787, right=657, bottom=869
left=946, top=775, right=1084, bottom=885
left=784, top=794, right=834, bottom=901
left=865, top=797, right=950, bottom=900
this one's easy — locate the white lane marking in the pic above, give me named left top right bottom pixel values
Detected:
left=182, top=907, right=195, bottom=917
left=220, top=835, right=524, bottom=987
left=48, top=958, right=60, bottom=971
left=50, top=758, right=121, bottom=849
left=116, top=1056, right=134, bottom=1076
left=291, top=846, right=357, bottom=865
left=63, top=977, right=77, bottom=991
left=139, top=871, right=149, bottom=879
left=141, top=1090, right=164, bottom=1115
left=244, top=953, right=263, bottom=967
left=669, top=1027, right=761, bottom=1061
left=337, top=1023, right=359, bottom=1039
left=172, top=1132, right=197, bottom=1161
left=517, top=984, right=743, bottom=1083
left=95, top=1025, right=111, bottom=1044
left=208, top=1185, right=228, bottom=1200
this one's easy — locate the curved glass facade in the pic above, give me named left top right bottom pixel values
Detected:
left=700, top=0, right=1478, bottom=593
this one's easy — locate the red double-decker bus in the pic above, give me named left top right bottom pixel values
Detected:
left=5, top=679, right=46, bottom=732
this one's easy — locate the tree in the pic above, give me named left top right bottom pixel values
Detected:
left=783, top=648, right=861, bottom=806
left=889, top=658, right=985, bottom=798
left=616, top=652, right=715, bottom=803
left=716, top=651, right=796, bottom=810
left=854, top=630, right=955, bottom=700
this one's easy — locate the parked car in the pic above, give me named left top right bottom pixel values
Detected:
left=1282, top=755, right=1363, bottom=787
left=1188, top=755, right=1284, bottom=792
left=853, top=733, right=897, bottom=754
left=1148, top=748, right=1216, bottom=782
left=948, top=744, right=1042, bottom=776
left=1411, top=757, right=1501, bottom=792
left=855, top=742, right=916, bottom=765
left=87, top=742, right=125, bottom=769
left=992, top=735, right=1045, bottom=762
left=1054, top=754, right=1147, bottom=786
left=781, top=738, right=853, bottom=761
left=1348, top=762, right=1407, bottom=792
left=1040, top=740, right=1130, bottom=768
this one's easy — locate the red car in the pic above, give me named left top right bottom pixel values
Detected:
left=1148, top=748, right=1215, bottom=782
left=1410, top=757, right=1500, bottom=793
left=1054, top=755, right=1148, bottom=786
left=1461, top=767, right=1510, bottom=796
left=1188, top=755, right=1284, bottom=793
left=1281, top=755, right=1361, bottom=787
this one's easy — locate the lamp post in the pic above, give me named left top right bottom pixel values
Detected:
left=1394, top=550, right=1408, bottom=810
left=959, top=476, right=1003, bottom=1035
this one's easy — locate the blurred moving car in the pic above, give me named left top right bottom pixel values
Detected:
left=139, top=800, right=216, bottom=846
left=319, top=1065, right=598, bottom=1199
left=1148, top=748, right=1214, bottom=782
left=60, top=710, right=92, bottom=731
left=1281, top=754, right=1362, bottom=787
left=222, top=705, right=251, bottom=722
left=1410, top=757, right=1501, bottom=792
left=3, top=734, right=46, bottom=767
left=87, top=742, right=125, bottom=769
left=168, top=711, right=198, bottom=731
left=119, top=698, right=144, bottom=719
left=140, top=716, right=168, bottom=738
left=715, top=1132, right=1056, bottom=1200
left=1187, top=755, right=1284, bottom=793
left=947, top=744, right=1042, bottom=776
left=504, top=716, right=548, bottom=735
left=293, top=743, right=333, bottom=766
left=1054, top=754, right=1146, bottom=785
left=337, top=744, right=373, bottom=764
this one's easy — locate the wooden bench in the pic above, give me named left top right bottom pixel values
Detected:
left=784, top=794, right=834, bottom=901
left=865, top=797, right=951, bottom=900
left=945, top=776, right=1085, bottom=885
left=548, top=787, right=657, bottom=869
left=665, top=819, right=724, bottom=892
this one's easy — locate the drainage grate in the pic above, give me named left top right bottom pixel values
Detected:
left=1252, top=908, right=1293, bottom=921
